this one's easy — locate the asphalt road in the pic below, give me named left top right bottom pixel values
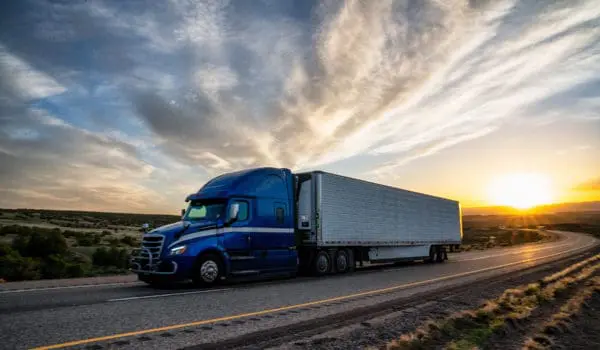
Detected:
left=1, top=231, right=597, bottom=350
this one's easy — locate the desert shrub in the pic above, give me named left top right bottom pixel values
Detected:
left=106, top=237, right=121, bottom=247
left=2, top=229, right=94, bottom=281
left=92, top=247, right=129, bottom=269
left=14, top=229, right=68, bottom=257
left=120, top=236, right=139, bottom=247
left=62, top=230, right=84, bottom=238
left=1, top=225, right=33, bottom=236
left=75, top=233, right=101, bottom=247
left=0, top=244, right=41, bottom=281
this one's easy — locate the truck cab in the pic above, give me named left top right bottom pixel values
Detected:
left=130, top=167, right=298, bottom=286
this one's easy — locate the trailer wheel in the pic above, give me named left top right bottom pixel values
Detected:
left=426, top=245, right=437, bottom=264
left=435, top=247, right=445, bottom=263
left=192, top=253, right=223, bottom=287
left=335, top=249, right=350, bottom=273
left=440, top=247, right=448, bottom=262
left=313, top=250, right=331, bottom=275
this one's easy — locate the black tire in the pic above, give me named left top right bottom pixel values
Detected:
left=313, top=250, right=331, bottom=276
left=334, top=249, right=350, bottom=274
left=347, top=249, right=356, bottom=273
left=440, top=247, right=448, bottom=262
left=192, top=253, right=223, bottom=287
left=426, top=245, right=436, bottom=264
left=435, top=247, right=445, bottom=263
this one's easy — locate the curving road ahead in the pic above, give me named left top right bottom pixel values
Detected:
left=1, top=231, right=597, bottom=350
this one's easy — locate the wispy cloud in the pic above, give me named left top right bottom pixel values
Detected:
left=128, top=0, right=599, bottom=176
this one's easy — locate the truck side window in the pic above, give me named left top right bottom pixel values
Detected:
left=275, top=207, right=284, bottom=224
left=234, top=201, right=249, bottom=221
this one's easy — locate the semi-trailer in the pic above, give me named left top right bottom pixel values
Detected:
left=130, top=167, right=462, bottom=286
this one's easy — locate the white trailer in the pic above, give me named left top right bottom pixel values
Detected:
left=295, top=171, right=462, bottom=274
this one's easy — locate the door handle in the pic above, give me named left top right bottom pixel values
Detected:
left=247, top=235, right=252, bottom=243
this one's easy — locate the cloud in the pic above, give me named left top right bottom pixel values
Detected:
left=0, top=108, right=162, bottom=212
left=574, top=178, right=600, bottom=191
left=128, top=0, right=600, bottom=177
left=0, top=0, right=599, bottom=212
left=0, top=45, right=162, bottom=212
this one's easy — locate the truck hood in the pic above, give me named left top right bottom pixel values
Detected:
left=148, top=220, right=217, bottom=249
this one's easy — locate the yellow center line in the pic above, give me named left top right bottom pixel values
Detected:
left=31, top=241, right=597, bottom=350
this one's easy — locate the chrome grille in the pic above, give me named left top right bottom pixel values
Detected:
left=140, top=234, right=165, bottom=260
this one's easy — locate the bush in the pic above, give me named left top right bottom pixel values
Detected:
left=34, top=230, right=67, bottom=256
left=120, top=236, right=139, bottom=247
left=63, top=230, right=83, bottom=238
left=0, top=244, right=41, bottom=281
left=75, top=233, right=101, bottom=247
left=92, top=247, right=129, bottom=269
left=14, top=229, right=68, bottom=257
left=1, top=225, right=32, bottom=236
left=107, top=237, right=121, bottom=247
left=2, top=229, right=95, bottom=281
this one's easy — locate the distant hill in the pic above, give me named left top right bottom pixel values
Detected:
left=463, top=201, right=600, bottom=216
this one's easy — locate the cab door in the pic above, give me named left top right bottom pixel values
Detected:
left=221, top=199, right=256, bottom=272
left=251, top=200, right=296, bottom=273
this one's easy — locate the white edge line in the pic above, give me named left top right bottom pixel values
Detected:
left=0, top=281, right=143, bottom=294
left=108, top=288, right=230, bottom=302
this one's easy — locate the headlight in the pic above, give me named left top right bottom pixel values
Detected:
left=169, top=245, right=187, bottom=256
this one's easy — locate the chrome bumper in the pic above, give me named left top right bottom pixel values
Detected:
left=130, top=248, right=178, bottom=275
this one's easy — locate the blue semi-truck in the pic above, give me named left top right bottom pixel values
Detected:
left=130, top=167, right=462, bottom=286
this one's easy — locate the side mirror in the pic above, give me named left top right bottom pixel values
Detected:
left=227, top=203, right=240, bottom=224
left=181, top=208, right=186, bottom=218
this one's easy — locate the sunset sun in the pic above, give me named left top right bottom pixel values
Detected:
left=487, top=173, right=555, bottom=210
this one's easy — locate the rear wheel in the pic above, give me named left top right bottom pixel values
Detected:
left=335, top=249, right=350, bottom=273
left=426, top=245, right=438, bottom=264
left=437, top=247, right=447, bottom=263
left=193, top=254, right=223, bottom=287
left=313, top=250, right=331, bottom=275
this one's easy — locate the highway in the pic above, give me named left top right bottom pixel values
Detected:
left=1, top=231, right=597, bottom=350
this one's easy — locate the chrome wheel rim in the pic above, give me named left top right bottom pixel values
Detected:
left=200, top=260, right=219, bottom=283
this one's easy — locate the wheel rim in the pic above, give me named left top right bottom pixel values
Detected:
left=337, top=252, right=348, bottom=272
left=317, top=254, right=329, bottom=273
left=200, top=260, right=219, bottom=283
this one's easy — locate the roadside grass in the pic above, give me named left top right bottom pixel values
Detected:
left=523, top=276, right=600, bottom=349
left=385, top=254, right=600, bottom=350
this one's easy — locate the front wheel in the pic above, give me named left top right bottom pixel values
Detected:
left=193, top=254, right=223, bottom=287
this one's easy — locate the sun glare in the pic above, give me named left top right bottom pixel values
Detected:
left=487, top=173, right=555, bottom=210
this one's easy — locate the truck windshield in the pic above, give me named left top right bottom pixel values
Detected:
left=183, top=200, right=226, bottom=221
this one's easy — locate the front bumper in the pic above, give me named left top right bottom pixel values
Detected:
left=130, top=248, right=178, bottom=275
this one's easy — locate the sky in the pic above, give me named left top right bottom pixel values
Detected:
left=0, top=0, right=599, bottom=214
